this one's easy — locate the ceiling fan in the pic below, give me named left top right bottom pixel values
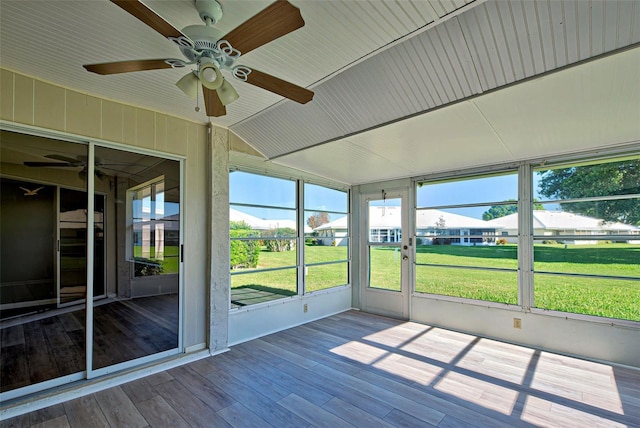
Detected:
left=24, top=155, right=135, bottom=180
left=83, top=0, right=314, bottom=117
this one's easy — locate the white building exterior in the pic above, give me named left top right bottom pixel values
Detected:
left=487, top=210, right=640, bottom=244
left=314, top=206, right=499, bottom=246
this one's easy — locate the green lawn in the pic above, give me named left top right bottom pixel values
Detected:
left=133, top=245, right=180, bottom=274
left=416, top=243, right=640, bottom=321
left=231, top=243, right=640, bottom=321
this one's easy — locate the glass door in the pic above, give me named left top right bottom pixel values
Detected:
left=361, top=190, right=411, bottom=319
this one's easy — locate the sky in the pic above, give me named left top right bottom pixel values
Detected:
left=230, top=170, right=556, bottom=222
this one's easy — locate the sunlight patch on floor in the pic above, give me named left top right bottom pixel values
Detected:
left=435, top=371, right=519, bottom=415
left=522, top=396, right=627, bottom=427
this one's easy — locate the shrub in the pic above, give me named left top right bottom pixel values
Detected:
left=134, top=257, right=163, bottom=276
left=230, top=228, right=260, bottom=269
left=542, top=240, right=558, bottom=244
left=496, top=238, right=508, bottom=245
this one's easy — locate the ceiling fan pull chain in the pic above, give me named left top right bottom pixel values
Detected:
left=195, top=83, right=201, bottom=113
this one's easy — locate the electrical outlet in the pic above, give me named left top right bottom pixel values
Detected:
left=303, top=304, right=308, bottom=313
left=513, top=318, right=522, bottom=329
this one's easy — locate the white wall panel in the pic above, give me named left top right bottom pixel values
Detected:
left=228, top=287, right=352, bottom=345
left=411, top=297, right=640, bottom=368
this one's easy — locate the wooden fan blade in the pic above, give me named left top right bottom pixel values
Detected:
left=24, top=162, right=74, bottom=167
left=110, top=0, right=185, bottom=39
left=203, top=86, right=226, bottom=117
left=222, top=0, right=304, bottom=55
left=84, top=59, right=173, bottom=75
left=245, top=69, right=313, bottom=104
left=45, top=154, right=82, bottom=163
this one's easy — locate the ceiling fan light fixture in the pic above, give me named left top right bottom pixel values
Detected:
left=175, top=72, right=199, bottom=99
left=199, top=62, right=223, bottom=90
left=217, top=79, right=239, bottom=106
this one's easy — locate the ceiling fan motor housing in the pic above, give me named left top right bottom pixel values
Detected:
left=195, top=0, right=223, bottom=25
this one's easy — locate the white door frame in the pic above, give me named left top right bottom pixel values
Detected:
left=359, top=188, right=411, bottom=319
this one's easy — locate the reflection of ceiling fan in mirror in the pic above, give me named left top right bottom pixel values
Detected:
left=83, top=0, right=314, bottom=117
left=24, top=155, right=135, bottom=180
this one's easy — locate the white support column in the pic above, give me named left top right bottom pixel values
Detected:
left=209, top=125, right=230, bottom=353
left=518, top=163, right=533, bottom=311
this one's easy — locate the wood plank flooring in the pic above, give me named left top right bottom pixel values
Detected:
left=2, top=310, right=640, bottom=427
left=1, top=295, right=178, bottom=392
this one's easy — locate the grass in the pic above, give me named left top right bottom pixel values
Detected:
left=133, top=245, right=179, bottom=274
left=231, top=243, right=640, bottom=321
left=416, top=243, right=640, bottom=321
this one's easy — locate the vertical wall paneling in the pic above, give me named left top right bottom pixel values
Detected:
left=13, top=74, right=34, bottom=125
left=101, top=100, right=124, bottom=144
left=0, top=70, right=14, bottom=121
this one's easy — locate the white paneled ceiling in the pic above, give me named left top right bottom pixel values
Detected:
left=1, top=0, right=639, bottom=186
left=275, top=47, right=640, bottom=185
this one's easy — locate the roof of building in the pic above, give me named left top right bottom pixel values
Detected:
left=314, top=206, right=494, bottom=231
left=230, top=208, right=309, bottom=233
left=486, top=210, right=640, bottom=231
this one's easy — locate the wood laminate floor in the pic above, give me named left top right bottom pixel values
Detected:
left=2, top=310, right=639, bottom=427
left=1, top=295, right=178, bottom=393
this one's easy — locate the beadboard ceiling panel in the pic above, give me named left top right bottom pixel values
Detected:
left=231, top=0, right=640, bottom=163
left=275, top=45, right=640, bottom=185
left=458, top=0, right=640, bottom=91
left=232, top=16, right=481, bottom=158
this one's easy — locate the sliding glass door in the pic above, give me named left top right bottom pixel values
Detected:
left=0, top=129, right=183, bottom=398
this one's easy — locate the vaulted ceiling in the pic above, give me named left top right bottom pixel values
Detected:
left=1, top=0, right=639, bottom=185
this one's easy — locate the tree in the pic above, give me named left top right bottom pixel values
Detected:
left=307, top=211, right=330, bottom=230
left=433, top=215, right=447, bottom=245
left=482, top=199, right=544, bottom=220
left=537, top=160, right=640, bottom=225
left=262, top=227, right=296, bottom=252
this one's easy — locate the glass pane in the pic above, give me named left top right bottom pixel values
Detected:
left=416, top=266, right=518, bottom=305
left=534, top=156, right=640, bottom=202
left=131, top=172, right=180, bottom=277
left=306, top=263, right=348, bottom=292
left=416, top=243, right=517, bottom=270
left=534, top=275, right=640, bottom=321
left=417, top=173, right=517, bottom=208
left=59, top=190, right=105, bottom=304
left=304, top=210, right=347, bottom=237
left=534, top=243, right=640, bottom=278
left=0, top=131, right=87, bottom=393
left=93, top=146, right=180, bottom=370
left=260, top=239, right=297, bottom=269
left=231, top=269, right=297, bottom=308
left=534, top=201, right=640, bottom=238
left=304, top=183, right=347, bottom=212
left=369, top=246, right=401, bottom=291
left=369, top=199, right=402, bottom=243
left=230, top=171, right=296, bottom=208
left=230, top=205, right=297, bottom=235
left=305, top=242, right=349, bottom=264
left=416, top=205, right=513, bottom=245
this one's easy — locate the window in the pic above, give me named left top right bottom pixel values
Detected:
left=415, top=172, right=519, bottom=305
left=229, top=171, right=297, bottom=307
left=532, top=156, right=640, bottom=321
left=304, top=183, right=349, bottom=292
left=128, top=176, right=180, bottom=277
left=229, top=172, right=349, bottom=307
